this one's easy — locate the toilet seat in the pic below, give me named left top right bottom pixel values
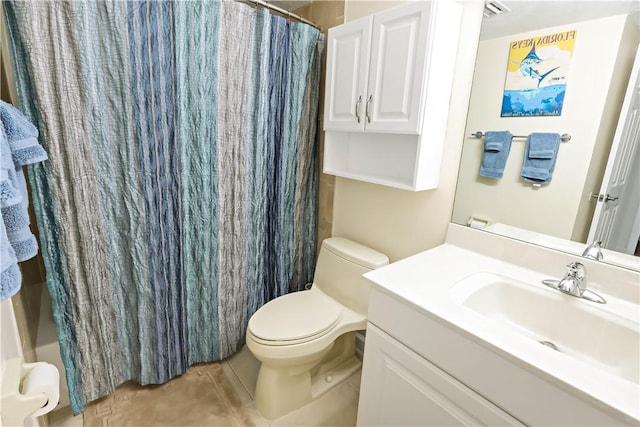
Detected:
left=248, top=290, right=343, bottom=346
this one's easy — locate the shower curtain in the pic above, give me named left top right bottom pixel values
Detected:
left=4, top=0, right=322, bottom=414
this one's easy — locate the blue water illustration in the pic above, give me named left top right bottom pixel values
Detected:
left=501, top=84, right=566, bottom=117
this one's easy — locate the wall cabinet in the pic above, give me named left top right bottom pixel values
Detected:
left=323, top=1, right=462, bottom=190
left=325, top=2, right=430, bottom=134
left=323, top=14, right=371, bottom=132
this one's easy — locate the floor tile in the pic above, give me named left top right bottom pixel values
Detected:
left=47, top=407, right=83, bottom=427
left=223, top=348, right=360, bottom=427
left=226, top=345, right=260, bottom=399
left=221, top=361, right=270, bottom=427
left=270, top=382, right=359, bottom=427
left=83, top=363, right=255, bottom=427
left=69, top=345, right=360, bottom=427
left=345, top=369, right=362, bottom=393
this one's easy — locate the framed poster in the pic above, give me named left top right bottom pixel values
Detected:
left=501, top=30, right=577, bottom=117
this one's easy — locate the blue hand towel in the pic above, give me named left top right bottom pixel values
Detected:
left=479, top=131, right=512, bottom=179
left=521, top=133, right=560, bottom=184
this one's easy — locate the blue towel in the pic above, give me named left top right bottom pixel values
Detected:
left=0, top=127, right=22, bottom=300
left=521, top=133, right=560, bottom=184
left=479, top=131, right=512, bottom=179
left=0, top=101, right=47, bottom=166
left=3, top=170, right=39, bottom=261
left=0, top=128, right=21, bottom=207
left=0, top=102, right=48, bottom=300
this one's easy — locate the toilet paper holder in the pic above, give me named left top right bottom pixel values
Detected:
left=1, top=358, right=59, bottom=426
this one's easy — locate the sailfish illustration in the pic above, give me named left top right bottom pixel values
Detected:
left=512, top=43, right=560, bottom=88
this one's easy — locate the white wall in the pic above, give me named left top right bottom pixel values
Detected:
left=1, top=300, right=24, bottom=365
left=344, top=0, right=406, bottom=22
left=452, top=15, right=632, bottom=241
left=332, top=0, right=484, bottom=262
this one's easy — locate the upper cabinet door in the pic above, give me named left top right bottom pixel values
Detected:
left=324, top=16, right=372, bottom=132
left=365, top=2, right=430, bottom=134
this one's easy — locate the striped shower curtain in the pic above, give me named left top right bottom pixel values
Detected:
left=4, top=0, right=322, bottom=414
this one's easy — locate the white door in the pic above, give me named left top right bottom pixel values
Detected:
left=365, top=2, right=430, bottom=134
left=323, top=16, right=372, bottom=132
left=588, top=45, right=640, bottom=252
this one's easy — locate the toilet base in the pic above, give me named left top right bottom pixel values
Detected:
left=254, top=332, right=361, bottom=420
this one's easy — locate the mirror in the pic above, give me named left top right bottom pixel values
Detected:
left=452, top=1, right=640, bottom=271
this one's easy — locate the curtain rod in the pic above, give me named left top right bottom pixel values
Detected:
left=243, top=0, right=321, bottom=31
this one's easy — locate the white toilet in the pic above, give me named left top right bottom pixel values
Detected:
left=246, top=237, right=389, bottom=419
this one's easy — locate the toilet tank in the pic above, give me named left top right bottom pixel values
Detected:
left=313, top=238, right=389, bottom=316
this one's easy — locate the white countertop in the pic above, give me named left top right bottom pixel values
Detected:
left=363, top=225, right=640, bottom=423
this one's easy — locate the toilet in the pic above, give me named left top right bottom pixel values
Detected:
left=245, top=237, right=389, bottom=419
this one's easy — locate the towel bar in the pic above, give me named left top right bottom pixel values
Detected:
left=471, top=131, right=571, bottom=142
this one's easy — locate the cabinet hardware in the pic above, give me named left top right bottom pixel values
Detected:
left=366, top=95, right=373, bottom=123
left=355, top=95, right=362, bottom=123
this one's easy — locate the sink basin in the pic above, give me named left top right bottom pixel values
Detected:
left=450, top=272, right=640, bottom=385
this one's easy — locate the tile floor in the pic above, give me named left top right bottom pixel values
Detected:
left=47, top=346, right=361, bottom=427
left=47, top=406, right=83, bottom=427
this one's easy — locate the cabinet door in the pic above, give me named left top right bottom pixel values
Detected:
left=324, top=16, right=372, bottom=132
left=365, top=2, right=431, bottom=134
left=357, top=324, right=523, bottom=427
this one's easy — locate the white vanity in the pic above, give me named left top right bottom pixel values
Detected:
left=357, top=224, right=640, bottom=426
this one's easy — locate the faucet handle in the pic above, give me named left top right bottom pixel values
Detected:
left=566, top=261, right=584, bottom=275
left=565, top=262, right=586, bottom=294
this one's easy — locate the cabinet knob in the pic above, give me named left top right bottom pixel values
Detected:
left=366, top=95, right=373, bottom=124
left=355, top=96, right=362, bottom=123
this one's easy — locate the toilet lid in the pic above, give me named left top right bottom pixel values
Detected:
left=248, top=291, right=343, bottom=343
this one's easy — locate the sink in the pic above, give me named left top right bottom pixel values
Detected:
left=450, top=272, right=640, bottom=385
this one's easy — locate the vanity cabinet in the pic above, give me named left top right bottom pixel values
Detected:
left=323, top=1, right=462, bottom=190
left=358, top=324, right=523, bottom=426
left=358, top=283, right=635, bottom=426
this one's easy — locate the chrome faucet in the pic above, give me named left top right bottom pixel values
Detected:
left=542, top=261, right=606, bottom=304
left=582, top=240, right=603, bottom=261
left=556, top=261, right=586, bottom=296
